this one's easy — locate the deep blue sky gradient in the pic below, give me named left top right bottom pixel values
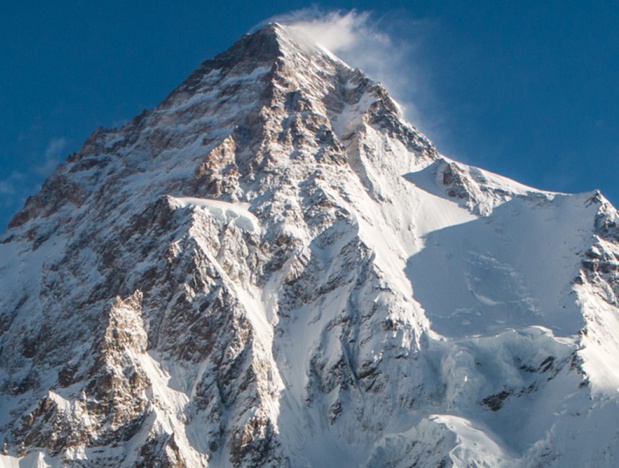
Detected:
left=1, top=1, right=618, bottom=229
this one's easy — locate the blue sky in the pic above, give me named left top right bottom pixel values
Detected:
left=1, top=1, right=618, bottom=230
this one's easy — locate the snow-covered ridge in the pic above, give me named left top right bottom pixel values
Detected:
left=168, top=196, right=262, bottom=234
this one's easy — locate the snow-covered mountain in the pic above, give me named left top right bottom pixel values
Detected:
left=2, top=23, right=619, bottom=467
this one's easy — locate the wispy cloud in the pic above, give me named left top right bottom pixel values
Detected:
left=34, top=137, right=66, bottom=177
left=0, top=180, right=15, bottom=195
left=268, top=8, right=442, bottom=138
left=1, top=136, right=67, bottom=228
left=0, top=172, right=27, bottom=228
left=0, top=171, right=25, bottom=195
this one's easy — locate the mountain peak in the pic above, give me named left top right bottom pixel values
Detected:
left=170, top=22, right=337, bottom=95
left=3, top=22, right=619, bottom=468
left=244, top=21, right=339, bottom=61
left=204, top=22, right=289, bottom=71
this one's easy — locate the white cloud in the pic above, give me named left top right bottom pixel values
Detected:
left=35, top=137, right=66, bottom=176
left=269, top=9, right=440, bottom=136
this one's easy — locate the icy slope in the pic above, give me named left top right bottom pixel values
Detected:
left=1, top=23, right=619, bottom=467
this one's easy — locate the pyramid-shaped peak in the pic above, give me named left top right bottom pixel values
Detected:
left=184, top=23, right=283, bottom=77
left=5, top=20, right=619, bottom=468
left=56, top=19, right=434, bottom=189
left=160, top=21, right=347, bottom=104
left=195, top=22, right=335, bottom=73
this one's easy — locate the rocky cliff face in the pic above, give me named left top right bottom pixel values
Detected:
left=2, top=23, right=619, bottom=467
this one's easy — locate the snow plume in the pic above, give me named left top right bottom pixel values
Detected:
left=281, top=9, right=380, bottom=55
left=269, top=8, right=437, bottom=133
